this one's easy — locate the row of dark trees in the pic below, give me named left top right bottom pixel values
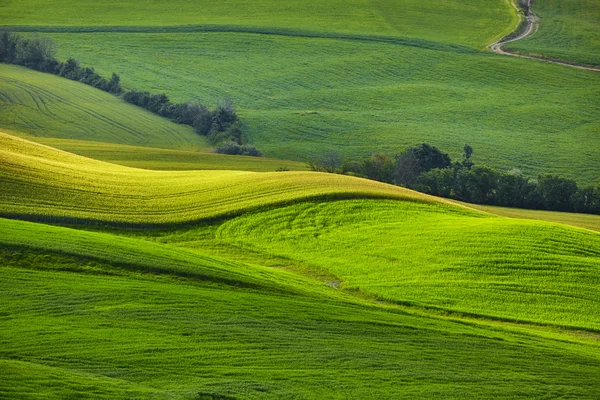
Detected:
left=1, top=30, right=261, bottom=154
left=0, top=30, right=123, bottom=95
left=122, top=91, right=244, bottom=146
left=310, top=144, right=600, bottom=214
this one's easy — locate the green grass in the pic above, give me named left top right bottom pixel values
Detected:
left=38, top=31, right=600, bottom=184
left=0, top=64, right=206, bottom=150
left=0, top=0, right=517, bottom=49
left=25, top=136, right=309, bottom=172
left=167, top=199, right=600, bottom=331
left=505, top=0, right=600, bottom=66
left=459, top=202, right=600, bottom=233
left=0, top=132, right=437, bottom=225
left=2, top=216, right=600, bottom=399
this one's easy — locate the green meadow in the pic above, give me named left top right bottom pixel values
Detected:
left=1, top=0, right=516, bottom=48
left=1, top=0, right=600, bottom=398
left=26, top=137, right=308, bottom=172
left=36, top=31, right=599, bottom=184
left=2, top=218, right=600, bottom=399
left=505, top=0, right=600, bottom=66
left=1, top=134, right=600, bottom=397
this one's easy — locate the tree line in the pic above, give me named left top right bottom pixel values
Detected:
left=0, top=30, right=262, bottom=157
left=310, top=144, right=600, bottom=214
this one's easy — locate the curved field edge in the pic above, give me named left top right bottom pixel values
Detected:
left=0, top=132, right=453, bottom=226
left=457, top=202, right=600, bottom=233
left=3, top=252, right=600, bottom=398
left=2, top=217, right=600, bottom=398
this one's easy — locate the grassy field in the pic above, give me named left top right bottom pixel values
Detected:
left=37, top=31, right=600, bottom=184
left=208, top=199, right=600, bottom=331
left=0, top=0, right=517, bottom=48
left=504, top=0, right=600, bottom=66
left=24, top=136, right=308, bottom=172
left=0, top=132, right=435, bottom=225
left=1, top=133, right=600, bottom=397
left=2, top=217, right=600, bottom=399
left=0, top=64, right=205, bottom=149
left=2, top=1, right=600, bottom=397
left=2, top=1, right=598, bottom=183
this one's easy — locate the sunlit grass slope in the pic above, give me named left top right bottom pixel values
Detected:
left=26, top=136, right=308, bottom=172
left=0, top=0, right=517, bottom=48
left=462, top=202, right=600, bottom=233
left=44, top=32, right=600, bottom=184
left=0, top=132, right=433, bottom=225
left=0, top=64, right=205, bottom=149
left=211, top=199, right=600, bottom=331
left=505, top=0, right=600, bottom=66
left=2, top=217, right=600, bottom=399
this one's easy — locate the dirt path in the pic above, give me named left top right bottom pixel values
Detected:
left=490, top=0, right=600, bottom=72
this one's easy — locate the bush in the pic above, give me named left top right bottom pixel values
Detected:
left=216, top=141, right=263, bottom=157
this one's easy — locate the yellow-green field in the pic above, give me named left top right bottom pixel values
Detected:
left=1, top=0, right=600, bottom=398
left=23, top=136, right=308, bottom=172
left=0, top=132, right=434, bottom=225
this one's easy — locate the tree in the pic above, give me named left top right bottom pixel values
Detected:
left=537, top=174, right=578, bottom=211
left=415, top=168, right=455, bottom=198
left=394, top=143, right=451, bottom=187
left=462, top=144, right=473, bottom=169
left=461, top=165, right=499, bottom=204
left=309, top=152, right=341, bottom=173
left=106, top=73, right=122, bottom=95
left=361, top=153, right=394, bottom=184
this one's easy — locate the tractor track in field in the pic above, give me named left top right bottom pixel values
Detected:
left=490, top=0, right=600, bottom=72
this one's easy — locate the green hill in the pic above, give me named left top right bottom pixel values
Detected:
left=25, top=136, right=308, bottom=172
left=505, top=0, right=600, bottom=66
left=2, top=217, right=599, bottom=399
left=37, top=28, right=600, bottom=184
left=2, top=1, right=599, bottom=183
left=0, top=132, right=434, bottom=225
left=0, top=64, right=205, bottom=149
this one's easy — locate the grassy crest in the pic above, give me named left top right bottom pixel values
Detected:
left=41, top=32, right=600, bottom=184
left=0, top=132, right=435, bottom=225
left=27, top=137, right=308, bottom=172
left=0, top=65, right=205, bottom=149
left=505, top=0, right=600, bottom=66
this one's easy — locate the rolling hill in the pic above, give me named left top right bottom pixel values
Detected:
left=1, top=132, right=599, bottom=397
left=1, top=0, right=600, bottom=398
left=2, top=0, right=598, bottom=184
left=0, top=65, right=206, bottom=149
left=2, top=217, right=600, bottom=399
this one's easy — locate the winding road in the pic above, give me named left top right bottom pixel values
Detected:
left=490, top=0, right=600, bottom=72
